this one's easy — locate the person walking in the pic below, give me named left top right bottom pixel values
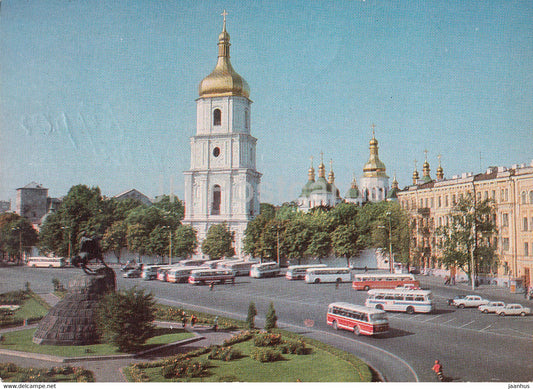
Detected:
left=181, top=314, right=188, bottom=329
left=209, top=282, right=214, bottom=291
left=190, top=314, right=197, bottom=327
left=432, top=360, right=444, bottom=381
left=213, top=316, right=219, bottom=332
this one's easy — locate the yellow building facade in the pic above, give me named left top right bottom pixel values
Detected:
left=397, top=162, right=533, bottom=290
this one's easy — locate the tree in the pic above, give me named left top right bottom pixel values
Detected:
left=126, top=223, right=150, bottom=257
left=0, top=214, right=38, bottom=263
left=96, top=287, right=156, bottom=352
left=147, top=225, right=172, bottom=261
left=246, top=301, right=257, bottom=329
left=331, top=224, right=362, bottom=267
left=173, top=224, right=198, bottom=259
left=101, top=221, right=128, bottom=263
left=152, top=195, right=185, bottom=221
left=264, top=302, right=277, bottom=332
left=283, top=215, right=312, bottom=265
left=371, top=203, right=411, bottom=265
left=436, top=193, right=498, bottom=283
left=201, top=224, right=235, bottom=260
left=243, top=214, right=271, bottom=258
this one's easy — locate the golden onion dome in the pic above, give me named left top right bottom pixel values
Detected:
left=198, top=19, right=250, bottom=99
left=363, top=133, right=387, bottom=178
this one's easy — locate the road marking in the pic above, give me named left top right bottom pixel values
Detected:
left=459, top=320, right=476, bottom=328
left=442, top=318, right=457, bottom=324
left=423, top=314, right=442, bottom=322
left=480, top=324, right=493, bottom=332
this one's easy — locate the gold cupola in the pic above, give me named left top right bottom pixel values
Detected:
left=198, top=11, right=250, bottom=99
left=412, top=160, right=420, bottom=185
left=328, top=160, right=335, bottom=184
left=363, top=128, right=388, bottom=178
left=436, top=154, right=444, bottom=180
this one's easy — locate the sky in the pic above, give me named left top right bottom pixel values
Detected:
left=1, top=0, right=532, bottom=206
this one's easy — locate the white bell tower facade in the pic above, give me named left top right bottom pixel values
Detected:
left=183, top=13, right=261, bottom=258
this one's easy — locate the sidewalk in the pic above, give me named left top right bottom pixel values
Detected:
left=418, top=274, right=533, bottom=307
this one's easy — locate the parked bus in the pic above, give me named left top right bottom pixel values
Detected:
left=27, top=256, right=65, bottom=268
left=249, top=262, right=280, bottom=278
left=156, top=266, right=175, bottom=282
left=327, top=302, right=389, bottom=336
left=179, top=259, right=206, bottom=267
left=305, top=267, right=352, bottom=284
left=352, top=273, right=419, bottom=291
left=218, top=261, right=256, bottom=276
left=141, top=265, right=161, bottom=280
left=365, top=289, right=435, bottom=314
left=167, top=266, right=208, bottom=283
left=188, top=269, right=235, bottom=285
left=285, top=264, right=327, bottom=280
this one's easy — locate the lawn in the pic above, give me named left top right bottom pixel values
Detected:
left=128, top=336, right=369, bottom=382
left=12, top=296, right=49, bottom=320
left=0, top=327, right=194, bottom=357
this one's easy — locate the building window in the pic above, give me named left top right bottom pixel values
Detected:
left=213, top=147, right=220, bottom=157
left=492, top=190, right=496, bottom=200
left=502, top=213, right=509, bottom=227
left=484, top=191, right=488, bottom=200
left=420, top=198, right=423, bottom=208
left=445, top=195, right=449, bottom=207
left=524, top=217, right=529, bottom=231
left=245, top=109, right=250, bottom=129
left=530, top=191, right=533, bottom=204
left=452, top=194, right=456, bottom=205
left=213, top=109, right=221, bottom=126
left=438, top=196, right=441, bottom=208
left=525, top=242, right=529, bottom=257
left=211, top=185, right=221, bottom=215
left=522, top=191, right=527, bottom=204
left=502, top=237, right=510, bottom=252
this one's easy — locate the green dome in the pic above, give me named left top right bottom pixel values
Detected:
left=345, top=186, right=360, bottom=199
left=311, top=177, right=331, bottom=194
left=300, top=180, right=315, bottom=197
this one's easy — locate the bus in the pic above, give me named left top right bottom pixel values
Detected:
left=249, top=262, right=280, bottom=278
left=365, top=289, right=435, bottom=314
left=188, top=269, right=235, bottom=285
left=156, top=266, right=175, bottom=282
left=327, top=302, right=389, bottom=336
left=141, top=265, right=161, bottom=280
left=179, top=259, right=206, bottom=267
left=167, top=266, right=208, bottom=283
left=285, top=264, right=327, bottom=280
left=218, top=261, right=256, bottom=276
left=352, top=273, right=419, bottom=291
left=305, top=267, right=352, bottom=284
left=27, top=256, right=65, bottom=268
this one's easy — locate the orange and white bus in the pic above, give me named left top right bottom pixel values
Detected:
left=188, top=269, right=235, bottom=285
left=327, top=302, right=389, bottom=336
left=285, top=264, right=327, bottom=280
left=167, top=266, right=208, bottom=283
left=305, top=267, right=352, bottom=284
left=218, top=260, right=256, bottom=276
left=27, top=256, right=65, bottom=268
left=352, top=273, right=419, bottom=291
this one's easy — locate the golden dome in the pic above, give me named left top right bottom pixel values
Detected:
left=198, top=18, right=250, bottom=99
left=363, top=132, right=387, bottom=178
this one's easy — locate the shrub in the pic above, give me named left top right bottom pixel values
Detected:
left=0, top=290, right=27, bottom=305
left=96, top=287, right=156, bottom=352
left=253, top=332, right=282, bottom=347
left=278, top=339, right=311, bottom=355
left=208, top=346, right=242, bottom=361
left=222, top=330, right=255, bottom=346
left=264, top=302, right=277, bottom=332
left=161, top=359, right=210, bottom=379
left=250, top=347, right=283, bottom=363
left=246, top=301, right=257, bottom=329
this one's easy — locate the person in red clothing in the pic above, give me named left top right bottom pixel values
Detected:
left=432, top=360, right=444, bottom=381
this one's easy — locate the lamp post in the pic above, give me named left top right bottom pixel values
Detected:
left=162, top=226, right=172, bottom=265
left=61, top=226, right=72, bottom=259
left=11, top=227, right=22, bottom=263
left=378, top=211, right=394, bottom=274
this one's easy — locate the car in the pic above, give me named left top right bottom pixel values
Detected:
left=448, top=295, right=466, bottom=306
left=123, top=269, right=141, bottom=278
left=478, top=301, right=505, bottom=314
left=495, top=304, right=531, bottom=316
left=452, top=295, right=489, bottom=308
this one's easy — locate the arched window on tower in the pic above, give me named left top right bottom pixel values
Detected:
left=245, top=109, right=250, bottom=130
left=211, top=185, right=221, bottom=215
left=213, top=109, right=221, bottom=126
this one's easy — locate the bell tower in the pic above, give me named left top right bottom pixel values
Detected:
left=183, top=11, right=261, bottom=258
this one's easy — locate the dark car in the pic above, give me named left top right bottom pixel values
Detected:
left=448, top=295, right=466, bottom=306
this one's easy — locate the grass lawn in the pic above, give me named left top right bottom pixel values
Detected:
left=133, top=339, right=365, bottom=382
left=12, top=296, right=49, bottom=320
left=0, top=327, right=194, bottom=357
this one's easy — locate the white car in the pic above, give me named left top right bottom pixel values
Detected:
left=478, top=301, right=505, bottom=314
left=453, top=295, right=489, bottom=308
left=495, top=304, right=531, bottom=316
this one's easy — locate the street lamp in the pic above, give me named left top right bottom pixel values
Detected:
left=162, top=226, right=173, bottom=265
left=61, top=226, right=72, bottom=259
left=11, top=226, right=22, bottom=263
left=378, top=211, right=394, bottom=274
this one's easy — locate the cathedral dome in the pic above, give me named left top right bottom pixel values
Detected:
left=363, top=133, right=387, bottom=178
left=198, top=20, right=250, bottom=98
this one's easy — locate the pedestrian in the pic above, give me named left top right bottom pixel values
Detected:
left=451, top=276, right=455, bottom=285
left=335, top=278, right=340, bottom=289
left=364, top=266, right=368, bottom=273
left=181, top=314, right=187, bottom=329
left=444, top=276, right=450, bottom=286
left=213, top=316, right=218, bottom=332
left=209, top=282, right=214, bottom=291
left=432, top=360, right=444, bottom=381
left=190, top=314, right=197, bottom=327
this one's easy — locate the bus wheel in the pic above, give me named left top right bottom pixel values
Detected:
left=376, top=304, right=384, bottom=310
left=332, top=321, right=338, bottom=330
left=336, top=278, right=342, bottom=283
left=363, top=286, right=370, bottom=291
left=353, top=326, right=360, bottom=336
left=406, top=306, right=415, bottom=314
left=314, top=278, right=321, bottom=284
left=220, top=279, right=225, bottom=284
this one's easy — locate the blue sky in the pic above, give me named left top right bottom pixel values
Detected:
left=1, top=0, right=532, bottom=205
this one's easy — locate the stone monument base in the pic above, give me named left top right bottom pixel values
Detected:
left=33, top=267, right=116, bottom=346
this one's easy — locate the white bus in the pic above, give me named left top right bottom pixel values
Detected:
left=167, top=266, right=208, bottom=283
left=218, top=261, right=256, bottom=276
left=305, top=267, right=352, bottom=284
left=27, top=256, right=65, bottom=268
left=327, top=302, right=389, bottom=336
left=179, top=259, right=206, bottom=267
left=141, top=265, right=161, bottom=280
left=365, top=288, right=435, bottom=314
left=250, top=262, right=280, bottom=278
left=188, top=269, right=235, bottom=285
left=285, top=264, right=327, bottom=280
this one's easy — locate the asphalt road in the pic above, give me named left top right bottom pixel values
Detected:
left=1, top=265, right=532, bottom=382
